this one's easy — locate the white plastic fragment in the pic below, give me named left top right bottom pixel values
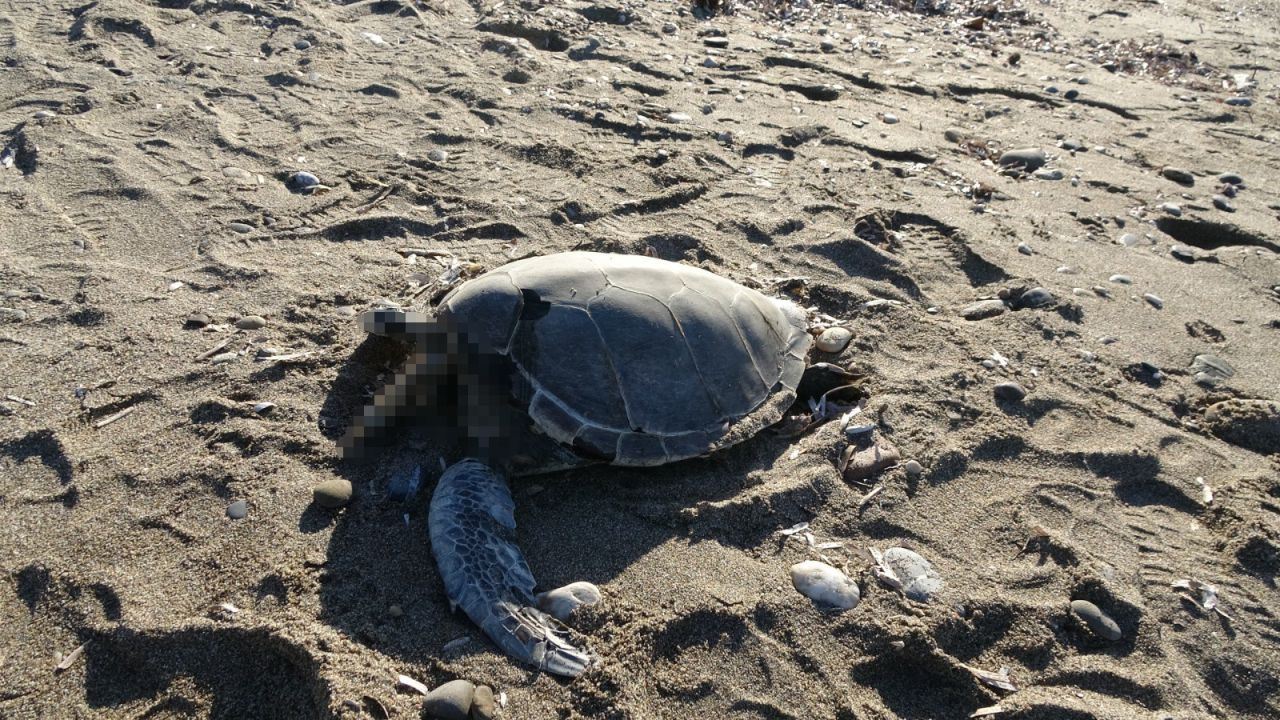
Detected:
left=779, top=522, right=810, bottom=536
left=397, top=674, right=430, bottom=695
left=54, top=642, right=87, bottom=673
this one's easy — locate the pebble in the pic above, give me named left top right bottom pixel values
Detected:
left=1143, top=293, right=1164, bottom=309
left=1218, top=172, right=1243, bottom=185
left=1109, top=274, right=1133, bottom=285
left=1059, top=139, right=1086, bottom=152
left=993, top=382, right=1027, bottom=403
left=881, top=547, right=944, bottom=602
left=662, top=22, right=677, bottom=34
left=943, top=128, right=964, bottom=143
left=1170, top=245, right=1197, bottom=263
left=1033, top=168, right=1063, bottom=180
left=1070, top=599, right=1122, bottom=641
left=1203, top=398, right=1280, bottom=453
left=313, top=479, right=353, bottom=509
left=790, top=561, right=860, bottom=610
left=1044, top=85, right=1058, bottom=94
left=843, top=439, right=901, bottom=481
left=903, top=459, right=924, bottom=477
left=252, top=402, right=275, bottom=414
left=816, top=327, right=853, bottom=353
left=1225, top=96, right=1252, bottom=107
left=471, top=686, right=496, bottom=720
left=294, top=39, right=312, bottom=50
left=703, top=36, right=729, bottom=49
left=882, top=113, right=899, bottom=124
left=227, top=500, right=248, bottom=520
left=1161, top=167, right=1195, bottom=186
left=288, top=171, right=321, bottom=191
left=1190, top=353, right=1234, bottom=387
left=34, top=110, right=57, bottom=119
left=428, top=149, right=449, bottom=163
left=222, top=166, right=254, bottom=180
left=1211, top=195, right=1234, bottom=212
left=997, top=147, right=1046, bottom=171
left=536, top=581, right=602, bottom=622
left=1063, top=89, right=1079, bottom=100
left=1159, top=202, right=1182, bottom=216
left=1117, top=232, right=1139, bottom=247
left=185, top=312, right=210, bottom=328
left=0, top=307, right=27, bottom=322
left=228, top=222, right=253, bottom=234
left=422, top=679, right=474, bottom=720
left=235, top=315, right=267, bottom=330
left=961, top=299, right=1007, bottom=321
left=1017, top=242, right=1033, bottom=255
left=388, top=604, right=403, bottom=618
left=1017, top=287, right=1055, bottom=309
left=209, top=351, right=238, bottom=365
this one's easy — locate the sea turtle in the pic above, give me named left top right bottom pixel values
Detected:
left=340, top=252, right=813, bottom=676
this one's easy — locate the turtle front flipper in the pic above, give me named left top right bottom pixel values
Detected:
left=429, top=459, right=596, bottom=677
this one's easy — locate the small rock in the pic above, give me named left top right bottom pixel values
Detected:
left=703, top=36, right=729, bottom=49
left=1017, top=242, right=1033, bottom=255
left=881, top=547, right=944, bottom=602
left=33, top=110, right=57, bottom=119
left=235, top=315, right=267, bottom=330
left=1033, top=168, right=1064, bottom=180
left=816, top=327, right=853, bottom=353
left=1063, top=89, right=1079, bottom=100
left=997, top=147, right=1047, bottom=171
left=294, top=39, right=312, bottom=50
left=227, top=500, right=248, bottom=520
left=790, top=561, right=860, bottom=610
left=1117, top=233, right=1140, bottom=247
left=388, top=604, right=403, bottom=618
left=222, top=166, right=254, bottom=180
left=536, top=581, right=602, bottom=622
left=662, top=22, right=677, bottom=34
left=1109, top=274, right=1133, bottom=285
left=1059, top=139, right=1086, bottom=152
left=882, top=113, right=899, bottom=124
left=0, top=307, right=27, bottom=323
left=252, top=402, right=275, bottom=414
left=1159, top=202, right=1182, bottom=216
left=423, top=679, right=474, bottom=720
left=1218, top=172, right=1243, bottom=185
left=1225, top=96, right=1252, bottom=107
left=1143, top=293, right=1164, bottom=309
left=470, top=686, right=496, bottom=720
left=1190, top=354, right=1234, bottom=387
left=288, top=171, right=321, bottom=191
left=961, top=299, right=1007, bottom=321
left=1211, top=195, right=1235, bottom=212
left=1070, top=599, right=1122, bottom=641
left=1017, top=287, right=1056, bottom=309
left=1170, top=246, right=1197, bottom=263
left=313, top=479, right=353, bottom=509
left=994, top=382, right=1027, bottom=403
left=843, top=439, right=901, bottom=481
left=943, top=128, right=964, bottom=143
left=1161, top=167, right=1195, bottom=186
left=1044, top=85, right=1059, bottom=94
left=185, top=312, right=210, bottom=328
left=428, top=149, right=449, bottom=162
left=665, top=112, right=692, bottom=123
left=1203, top=398, right=1280, bottom=453
left=228, top=222, right=253, bottom=234
left=903, top=460, right=924, bottom=477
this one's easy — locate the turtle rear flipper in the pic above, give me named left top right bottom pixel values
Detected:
left=429, top=460, right=596, bottom=677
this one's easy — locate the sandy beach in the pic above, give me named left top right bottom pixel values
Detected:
left=2, top=0, right=1279, bottom=717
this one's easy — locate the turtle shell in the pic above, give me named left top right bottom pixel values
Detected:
left=437, top=252, right=810, bottom=466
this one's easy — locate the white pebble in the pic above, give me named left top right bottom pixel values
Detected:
left=816, top=326, right=852, bottom=353
left=790, top=560, right=860, bottom=610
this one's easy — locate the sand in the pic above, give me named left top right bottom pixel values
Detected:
left=2, top=0, right=1279, bottom=718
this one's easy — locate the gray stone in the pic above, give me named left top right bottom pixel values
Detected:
left=0, top=307, right=29, bottom=322
left=903, top=460, right=924, bottom=476
left=227, top=500, right=248, bottom=520
left=288, top=171, right=320, bottom=191
left=881, top=547, right=944, bottom=602
left=1218, top=172, right=1243, bottom=185
left=1017, top=242, right=1033, bottom=255
left=816, top=327, right=852, bottom=353
left=313, top=479, right=352, bottom=509
left=1225, top=96, right=1252, bottom=106
left=1033, top=168, right=1063, bottom=180
left=790, top=561, right=860, bottom=610
left=1190, top=354, right=1234, bottom=387
left=185, top=312, right=210, bottom=328
left=998, top=148, right=1046, bottom=171
left=1143, top=293, right=1164, bottom=309
left=882, top=113, right=899, bottom=124
left=1070, top=599, right=1122, bottom=641
left=470, top=686, right=496, bottom=720
left=423, top=680, right=475, bottom=720
left=1170, top=246, right=1197, bottom=262
left=294, top=39, right=312, bottom=50
left=1059, top=139, right=1086, bottom=152
left=1063, top=89, right=1079, bottom=100
left=228, top=222, right=253, bottom=234
left=536, top=581, right=602, bottom=622
left=1212, top=195, right=1235, bottom=212
left=1159, top=202, right=1182, bottom=216
left=994, top=382, right=1026, bottom=402
left=1109, top=274, right=1133, bottom=285
left=235, top=315, right=267, bottom=330
left=1117, top=232, right=1140, bottom=247
left=1161, top=167, right=1195, bottom=186
left=961, top=299, right=1007, bottom=321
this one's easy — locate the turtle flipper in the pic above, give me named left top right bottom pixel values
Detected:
left=429, top=460, right=596, bottom=677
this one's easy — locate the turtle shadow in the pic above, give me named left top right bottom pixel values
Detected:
left=314, top=334, right=831, bottom=666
